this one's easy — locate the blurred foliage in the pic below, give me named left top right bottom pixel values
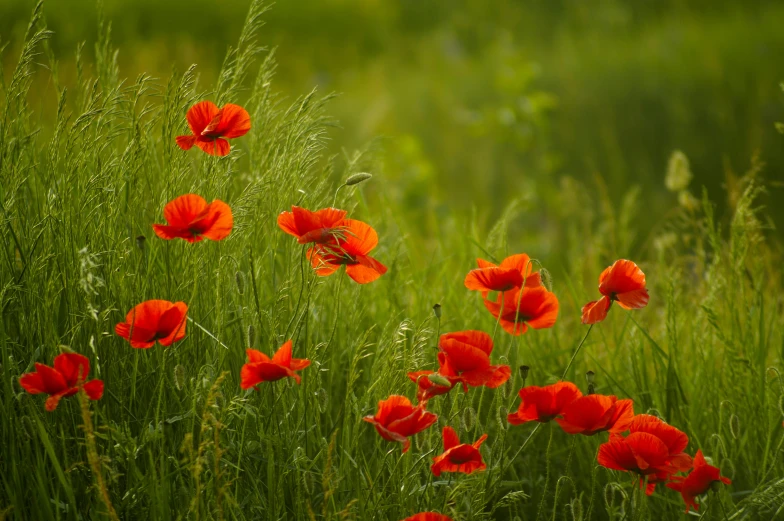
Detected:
left=1, top=0, right=783, bottom=249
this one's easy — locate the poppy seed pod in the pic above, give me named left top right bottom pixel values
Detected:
left=235, top=271, right=246, bottom=295
left=136, top=235, right=146, bottom=251
left=345, top=172, right=372, bottom=186
left=519, top=365, right=530, bottom=380
left=433, top=303, right=442, bottom=319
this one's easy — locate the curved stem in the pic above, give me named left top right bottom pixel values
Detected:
left=561, top=325, right=594, bottom=380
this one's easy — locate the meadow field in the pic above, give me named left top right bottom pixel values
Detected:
left=1, top=1, right=783, bottom=520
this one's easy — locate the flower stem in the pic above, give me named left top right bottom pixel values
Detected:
left=78, top=389, right=120, bottom=521
left=561, top=324, right=593, bottom=380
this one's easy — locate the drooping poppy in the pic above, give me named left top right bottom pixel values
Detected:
left=402, top=514, right=453, bottom=521
left=362, top=395, right=438, bottom=453
left=666, top=450, right=732, bottom=512
left=277, top=206, right=347, bottom=244
left=507, top=381, right=582, bottom=425
left=407, top=370, right=457, bottom=403
left=629, top=414, right=692, bottom=472
left=176, top=101, right=251, bottom=156
left=19, top=353, right=104, bottom=411
left=430, top=426, right=487, bottom=477
left=555, top=395, right=635, bottom=436
left=152, top=194, right=233, bottom=243
left=483, top=286, right=559, bottom=336
left=308, top=219, right=388, bottom=284
left=240, top=340, right=310, bottom=388
left=115, top=300, right=188, bottom=349
left=464, top=253, right=542, bottom=296
left=581, top=259, right=649, bottom=324
left=437, top=330, right=511, bottom=389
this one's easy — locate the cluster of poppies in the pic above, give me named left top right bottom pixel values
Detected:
left=17, top=101, right=731, bottom=518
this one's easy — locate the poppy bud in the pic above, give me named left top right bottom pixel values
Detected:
left=432, top=303, right=441, bottom=319
left=136, top=235, right=146, bottom=251
left=21, top=416, right=34, bottom=439
left=585, top=370, right=595, bottom=385
left=427, top=373, right=452, bottom=388
left=463, top=407, right=476, bottom=431
left=503, top=378, right=513, bottom=399
left=665, top=150, right=692, bottom=192
left=729, top=414, right=740, bottom=440
left=247, top=325, right=256, bottom=348
left=235, top=271, right=246, bottom=295
left=174, top=364, right=186, bottom=391
left=569, top=498, right=583, bottom=521
left=539, top=268, right=553, bottom=292
left=497, top=405, right=507, bottom=431
left=519, top=365, right=530, bottom=380
left=345, top=172, right=372, bottom=186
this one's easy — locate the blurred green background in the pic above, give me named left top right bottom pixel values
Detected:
left=2, top=0, right=784, bottom=249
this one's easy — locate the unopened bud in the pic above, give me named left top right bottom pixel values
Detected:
left=539, top=268, right=553, bottom=292
left=174, top=364, right=186, bottom=391
left=519, top=365, right=530, bottom=380
left=247, top=325, right=256, bottom=348
left=427, top=373, right=452, bottom=388
left=463, top=407, right=476, bottom=431
left=586, top=370, right=595, bottom=385
left=136, top=235, right=146, bottom=251
left=345, top=172, right=372, bottom=186
left=570, top=498, right=583, bottom=521
left=235, top=271, right=246, bottom=295
left=432, top=303, right=441, bottom=319
left=729, top=414, right=740, bottom=440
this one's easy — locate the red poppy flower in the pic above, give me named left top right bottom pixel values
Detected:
left=240, top=340, right=310, bottom=388
left=19, top=353, right=104, bottom=411
left=152, top=194, right=233, bottom=243
left=407, top=370, right=457, bottom=403
left=176, top=101, right=251, bottom=156
left=308, top=219, right=388, bottom=284
left=508, top=381, right=582, bottom=425
left=666, top=450, right=732, bottom=512
left=581, top=259, right=649, bottom=324
left=483, top=286, right=559, bottom=336
left=115, top=300, right=188, bottom=349
left=464, top=253, right=542, bottom=296
left=402, top=514, right=453, bottom=521
left=277, top=206, right=347, bottom=244
left=597, top=432, right=675, bottom=477
left=437, top=330, right=511, bottom=389
left=629, top=414, right=692, bottom=472
left=363, top=395, right=438, bottom=453
left=555, top=395, right=634, bottom=435
left=430, top=426, right=487, bottom=477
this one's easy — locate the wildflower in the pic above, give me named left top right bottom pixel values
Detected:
left=240, top=340, right=310, bottom=388
left=508, top=381, right=582, bottom=425
left=402, top=514, right=453, bottom=521
left=629, top=414, right=692, bottom=471
left=176, top=101, right=250, bottom=156
left=152, top=194, right=233, bottom=243
left=19, top=353, right=104, bottom=411
left=483, top=286, right=559, bottom=335
left=308, top=219, right=388, bottom=284
left=430, top=426, right=487, bottom=477
left=363, top=395, right=437, bottom=453
left=277, top=206, right=347, bottom=244
left=555, top=395, right=634, bottom=435
left=408, top=370, right=457, bottom=403
left=464, top=253, right=542, bottom=297
left=115, top=300, right=188, bottom=348
left=438, top=330, right=511, bottom=389
left=581, top=259, right=649, bottom=325
left=666, top=450, right=732, bottom=512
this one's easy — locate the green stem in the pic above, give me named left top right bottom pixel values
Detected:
left=561, top=324, right=593, bottom=380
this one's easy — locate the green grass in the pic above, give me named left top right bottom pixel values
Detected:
left=1, top=2, right=784, bottom=520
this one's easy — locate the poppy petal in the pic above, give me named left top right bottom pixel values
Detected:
left=442, top=426, right=460, bottom=450
left=272, top=340, right=293, bottom=366
left=157, top=302, right=188, bottom=346
left=196, top=200, right=233, bottom=241
left=195, top=138, right=231, bottom=157
left=213, top=103, right=251, bottom=139
left=162, top=194, right=209, bottom=229
left=340, top=219, right=379, bottom=255
left=616, top=288, right=650, bottom=310
left=54, top=353, right=91, bottom=387
left=599, top=259, right=647, bottom=296
left=346, top=255, right=387, bottom=284
left=83, top=379, right=104, bottom=401
left=581, top=296, right=611, bottom=324
left=176, top=135, right=197, bottom=150
left=186, top=101, right=220, bottom=135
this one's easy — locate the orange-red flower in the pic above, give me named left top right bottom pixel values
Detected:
left=483, top=286, right=559, bottom=336
left=277, top=206, right=347, bottom=244
left=115, top=300, right=188, bottom=349
left=508, top=381, right=582, bottom=425
left=240, top=340, right=310, bottom=388
left=407, top=370, right=457, bottom=403
left=402, top=514, right=453, bottom=521
left=581, top=259, right=649, bottom=324
left=430, top=426, right=487, bottom=477
left=176, top=101, right=250, bottom=156
left=19, top=353, right=104, bottom=411
left=363, top=395, right=438, bottom=453
left=555, top=395, right=634, bottom=436
left=152, top=194, right=233, bottom=243
left=437, top=330, right=511, bottom=389
left=666, top=450, right=732, bottom=512
left=629, top=414, right=692, bottom=471
left=464, top=253, right=542, bottom=296
left=308, top=219, right=387, bottom=284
